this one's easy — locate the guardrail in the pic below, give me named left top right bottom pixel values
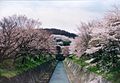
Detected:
left=0, top=59, right=57, bottom=83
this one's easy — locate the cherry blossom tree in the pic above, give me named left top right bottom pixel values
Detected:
left=62, top=46, right=70, bottom=57
left=71, top=22, right=92, bottom=57
left=71, top=6, right=120, bottom=72
left=0, top=15, right=55, bottom=64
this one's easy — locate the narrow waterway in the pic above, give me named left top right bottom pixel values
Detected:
left=49, top=61, right=70, bottom=83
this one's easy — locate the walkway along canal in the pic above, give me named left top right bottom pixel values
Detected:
left=49, top=61, right=70, bottom=83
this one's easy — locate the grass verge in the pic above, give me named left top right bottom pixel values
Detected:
left=0, top=56, right=53, bottom=78
left=68, top=55, right=120, bottom=83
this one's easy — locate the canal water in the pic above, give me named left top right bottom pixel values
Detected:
left=49, top=61, right=70, bottom=83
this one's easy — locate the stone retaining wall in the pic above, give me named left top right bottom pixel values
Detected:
left=0, top=59, right=57, bottom=83
left=64, top=59, right=111, bottom=83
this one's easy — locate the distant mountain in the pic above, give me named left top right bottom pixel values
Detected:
left=43, top=28, right=77, bottom=38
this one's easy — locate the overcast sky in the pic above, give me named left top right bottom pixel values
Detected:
left=0, top=0, right=119, bottom=33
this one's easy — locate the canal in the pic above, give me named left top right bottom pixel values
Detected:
left=49, top=61, right=70, bottom=83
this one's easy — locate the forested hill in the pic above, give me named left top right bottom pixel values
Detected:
left=43, top=28, right=77, bottom=38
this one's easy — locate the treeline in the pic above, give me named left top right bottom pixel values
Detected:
left=43, top=28, right=77, bottom=38
left=0, top=15, right=55, bottom=65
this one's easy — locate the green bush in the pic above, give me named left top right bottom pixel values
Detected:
left=0, top=54, right=52, bottom=78
left=63, top=41, right=71, bottom=46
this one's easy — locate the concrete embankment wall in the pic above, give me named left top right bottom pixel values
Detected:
left=0, top=60, right=57, bottom=83
left=64, top=59, right=111, bottom=83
